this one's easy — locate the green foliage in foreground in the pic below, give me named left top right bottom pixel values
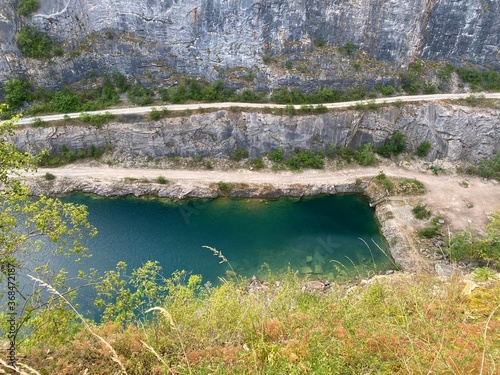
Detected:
left=0, top=106, right=96, bottom=351
left=16, top=265, right=500, bottom=374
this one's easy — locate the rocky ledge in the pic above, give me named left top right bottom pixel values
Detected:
left=27, top=174, right=419, bottom=273
left=13, top=103, right=500, bottom=165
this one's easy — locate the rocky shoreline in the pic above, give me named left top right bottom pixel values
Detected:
left=23, top=154, right=500, bottom=277
left=27, top=174, right=419, bottom=273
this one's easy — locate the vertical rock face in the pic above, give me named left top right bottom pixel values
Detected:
left=11, top=104, right=499, bottom=164
left=421, top=0, right=499, bottom=67
left=0, top=0, right=498, bottom=89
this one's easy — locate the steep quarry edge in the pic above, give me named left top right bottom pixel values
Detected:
left=10, top=101, right=499, bottom=276
left=24, top=164, right=500, bottom=276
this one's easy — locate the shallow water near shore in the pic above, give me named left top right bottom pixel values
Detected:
left=30, top=194, right=392, bottom=316
left=74, top=194, right=388, bottom=275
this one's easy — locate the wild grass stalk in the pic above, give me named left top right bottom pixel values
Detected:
left=140, top=340, right=168, bottom=368
left=329, top=259, right=350, bottom=274
left=358, top=237, right=376, bottom=264
left=26, top=275, right=128, bottom=375
left=480, top=303, right=500, bottom=375
left=0, top=358, right=41, bottom=375
left=371, top=238, right=401, bottom=270
left=202, top=245, right=237, bottom=281
left=344, top=255, right=361, bottom=278
left=145, top=307, right=192, bottom=375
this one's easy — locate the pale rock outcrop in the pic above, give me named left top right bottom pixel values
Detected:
left=12, top=103, right=500, bottom=164
left=0, top=0, right=498, bottom=90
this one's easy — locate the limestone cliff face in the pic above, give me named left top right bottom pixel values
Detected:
left=12, top=103, right=499, bottom=164
left=0, top=0, right=498, bottom=90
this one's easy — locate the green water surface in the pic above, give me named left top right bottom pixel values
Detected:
left=53, top=194, right=392, bottom=284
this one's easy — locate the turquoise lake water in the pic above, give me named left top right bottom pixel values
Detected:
left=49, top=194, right=392, bottom=282
left=13, top=193, right=393, bottom=318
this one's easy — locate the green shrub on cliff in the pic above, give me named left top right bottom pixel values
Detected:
left=416, top=140, right=431, bottom=157
left=399, top=71, right=423, bottom=95
left=38, top=144, right=104, bottom=166
left=354, top=143, right=376, bottom=166
left=112, top=71, right=130, bottom=93
left=231, top=148, right=249, bottom=162
left=252, top=157, right=265, bottom=169
left=412, top=203, right=431, bottom=220
left=377, top=131, right=406, bottom=158
left=342, top=42, right=356, bottom=56
left=457, top=67, right=500, bottom=91
left=269, top=148, right=284, bottom=163
left=217, top=181, right=233, bottom=195
left=446, top=214, right=500, bottom=268
left=79, top=112, right=115, bottom=127
left=418, top=217, right=443, bottom=239
left=161, top=79, right=235, bottom=104
left=127, top=85, right=154, bottom=106
left=4, top=77, right=33, bottom=108
left=17, top=0, right=40, bottom=16
left=375, top=171, right=394, bottom=193
left=375, top=84, right=395, bottom=96
left=49, top=88, right=81, bottom=113
left=16, top=26, right=58, bottom=58
left=149, top=108, right=162, bottom=121
left=287, top=149, right=324, bottom=170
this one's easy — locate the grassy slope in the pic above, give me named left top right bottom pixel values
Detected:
left=22, top=271, right=500, bottom=375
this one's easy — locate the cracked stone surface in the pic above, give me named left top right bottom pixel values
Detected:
left=11, top=103, right=500, bottom=164
left=0, top=0, right=498, bottom=90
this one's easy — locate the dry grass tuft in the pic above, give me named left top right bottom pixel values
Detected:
left=0, top=358, right=41, bottom=375
left=15, top=271, right=500, bottom=374
left=26, top=275, right=128, bottom=375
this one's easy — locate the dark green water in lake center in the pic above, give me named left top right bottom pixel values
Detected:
left=50, top=194, right=391, bottom=285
